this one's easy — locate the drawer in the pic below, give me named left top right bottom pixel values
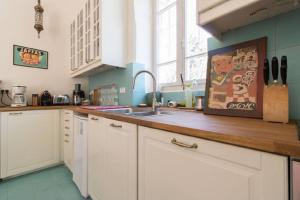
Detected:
left=140, top=126, right=262, bottom=170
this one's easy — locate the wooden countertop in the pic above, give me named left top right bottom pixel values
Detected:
left=0, top=105, right=76, bottom=112
left=1, top=106, right=299, bottom=157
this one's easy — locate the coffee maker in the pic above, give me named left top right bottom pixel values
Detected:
left=73, top=84, right=85, bottom=105
left=11, top=86, right=27, bottom=107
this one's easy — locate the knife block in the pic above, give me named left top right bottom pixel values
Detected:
left=263, top=84, right=289, bottom=123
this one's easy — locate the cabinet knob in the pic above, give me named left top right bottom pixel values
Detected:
left=110, top=123, right=122, bottom=128
left=171, top=138, right=198, bottom=149
left=65, top=120, right=70, bottom=122
left=91, top=117, right=99, bottom=121
left=64, top=140, right=69, bottom=143
left=65, top=134, right=70, bottom=137
left=65, top=127, right=70, bottom=130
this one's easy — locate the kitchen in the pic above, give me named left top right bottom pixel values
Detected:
left=0, top=0, right=300, bottom=200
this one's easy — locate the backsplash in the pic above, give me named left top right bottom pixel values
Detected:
left=89, top=63, right=146, bottom=106
left=208, top=8, right=300, bottom=119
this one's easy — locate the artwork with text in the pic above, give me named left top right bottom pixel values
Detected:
left=208, top=46, right=258, bottom=111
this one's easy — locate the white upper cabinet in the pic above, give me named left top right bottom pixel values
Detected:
left=70, top=0, right=128, bottom=77
left=197, top=0, right=300, bottom=39
left=138, top=126, right=288, bottom=200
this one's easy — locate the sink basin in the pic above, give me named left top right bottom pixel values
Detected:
left=127, top=110, right=171, bottom=117
left=101, top=108, right=171, bottom=117
left=100, top=108, right=133, bottom=114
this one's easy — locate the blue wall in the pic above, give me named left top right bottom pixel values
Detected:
left=89, top=63, right=146, bottom=106
left=208, top=8, right=300, bottom=119
left=161, top=9, right=300, bottom=119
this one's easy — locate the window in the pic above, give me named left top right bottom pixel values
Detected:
left=156, top=0, right=210, bottom=86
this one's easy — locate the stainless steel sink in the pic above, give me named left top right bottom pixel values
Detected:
left=101, top=108, right=171, bottom=117
left=127, top=110, right=171, bottom=117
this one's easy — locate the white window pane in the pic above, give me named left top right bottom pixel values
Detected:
left=186, top=0, right=210, bottom=57
left=158, top=62, right=177, bottom=84
left=186, top=55, right=207, bottom=81
left=158, top=5, right=177, bottom=64
left=159, top=0, right=176, bottom=11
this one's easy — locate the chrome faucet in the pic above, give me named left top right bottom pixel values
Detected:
left=133, top=70, right=157, bottom=113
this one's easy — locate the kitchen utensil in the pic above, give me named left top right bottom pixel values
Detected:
left=195, top=96, right=204, bottom=111
left=281, top=56, right=288, bottom=86
left=180, top=74, right=185, bottom=91
left=53, top=95, right=70, bottom=105
left=11, top=86, right=27, bottom=107
left=272, top=57, right=279, bottom=83
left=263, top=58, right=269, bottom=86
left=32, top=94, right=39, bottom=106
left=263, top=56, right=289, bottom=123
left=40, top=90, right=52, bottom=106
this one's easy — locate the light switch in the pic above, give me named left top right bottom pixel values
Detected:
left=119, top=87, right=126, bottom=94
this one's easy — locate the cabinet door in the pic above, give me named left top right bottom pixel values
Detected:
left=103, top=118, right=137, bottom=200
left=1, top=110, right=60, bottom=178
left=92, top=0, right=101, bottom=62
left=138, top=126, right=288, bottom=200
left=77, top=9, right=85, bottom=68
left=88, top=115, right=105, bottom=200
left=70, top=20, right=77, bottom=71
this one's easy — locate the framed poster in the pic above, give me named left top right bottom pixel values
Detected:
left=13, top=45, right=48, bottom=69
left=204, top=37, right=267, bottom=118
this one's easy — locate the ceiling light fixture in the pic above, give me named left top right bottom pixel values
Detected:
left=34, top=0, right=44, bottom=38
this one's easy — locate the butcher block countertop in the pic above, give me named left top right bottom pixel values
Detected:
left=1, top=106, right=299, bottom=157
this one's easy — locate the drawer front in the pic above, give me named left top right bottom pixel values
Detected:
left=139, top=126, right=262, bottom=169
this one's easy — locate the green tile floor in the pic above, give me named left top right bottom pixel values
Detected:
left=0, top=165, right=89, bottom=200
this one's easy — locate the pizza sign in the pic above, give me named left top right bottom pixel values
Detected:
left=13, top=45, right=48, bottom=69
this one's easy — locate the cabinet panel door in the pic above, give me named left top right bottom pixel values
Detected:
left=103, top=118, right=137, bottom=200
left=1, top=110, right=60, bottom=178
left=88, top=115, right=106, bottom=200
left=138, top=126, right=288, bottom=200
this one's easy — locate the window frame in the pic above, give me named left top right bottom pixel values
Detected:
left=154, top=0, right=208, bottom=91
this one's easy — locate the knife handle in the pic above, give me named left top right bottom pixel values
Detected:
left=263, top=59, right=269, bottom=86
left=281, top=56, right=288, bottom=85
left=272, top=57, right=279, bottom=83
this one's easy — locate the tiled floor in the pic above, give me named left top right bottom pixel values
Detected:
left=0, top=165, right=88, bottom=200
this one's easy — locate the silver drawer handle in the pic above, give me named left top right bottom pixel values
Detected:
left=65, top=120, right=70, bottom=122
left=110, top=123, right=122, bottom=128
left=65, top=134, right=70, bottom=137
left=65, top=127, right=70, bottom=130
left=64, top=140, right=69, bottom=143
left=91, top=117, right=99, bottom=121
left=9, top=112, right=23, bottom=115
left=171, top=138, right=198, bottom=149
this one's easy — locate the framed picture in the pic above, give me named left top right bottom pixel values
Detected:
left=13, top=45, right=48, bottom=69
left=204, top=37, right=267, bottom=118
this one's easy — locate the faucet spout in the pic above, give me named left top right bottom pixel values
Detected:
left=133, top=70, right=157, bottom=113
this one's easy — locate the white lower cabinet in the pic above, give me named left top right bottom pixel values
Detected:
left=138, top=126, right=289, bottom=200
left=88, top=115, right=137, bottom=200
left=0, top=110, right=60, bottom=178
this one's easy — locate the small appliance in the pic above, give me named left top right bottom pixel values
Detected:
left=11, top=86, right=27, bottom=107
left=73, top=84, right=85, bottom=106
left=53, top=95, right=70, bottom=105
left=40, top=90, right=52, bottom=106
